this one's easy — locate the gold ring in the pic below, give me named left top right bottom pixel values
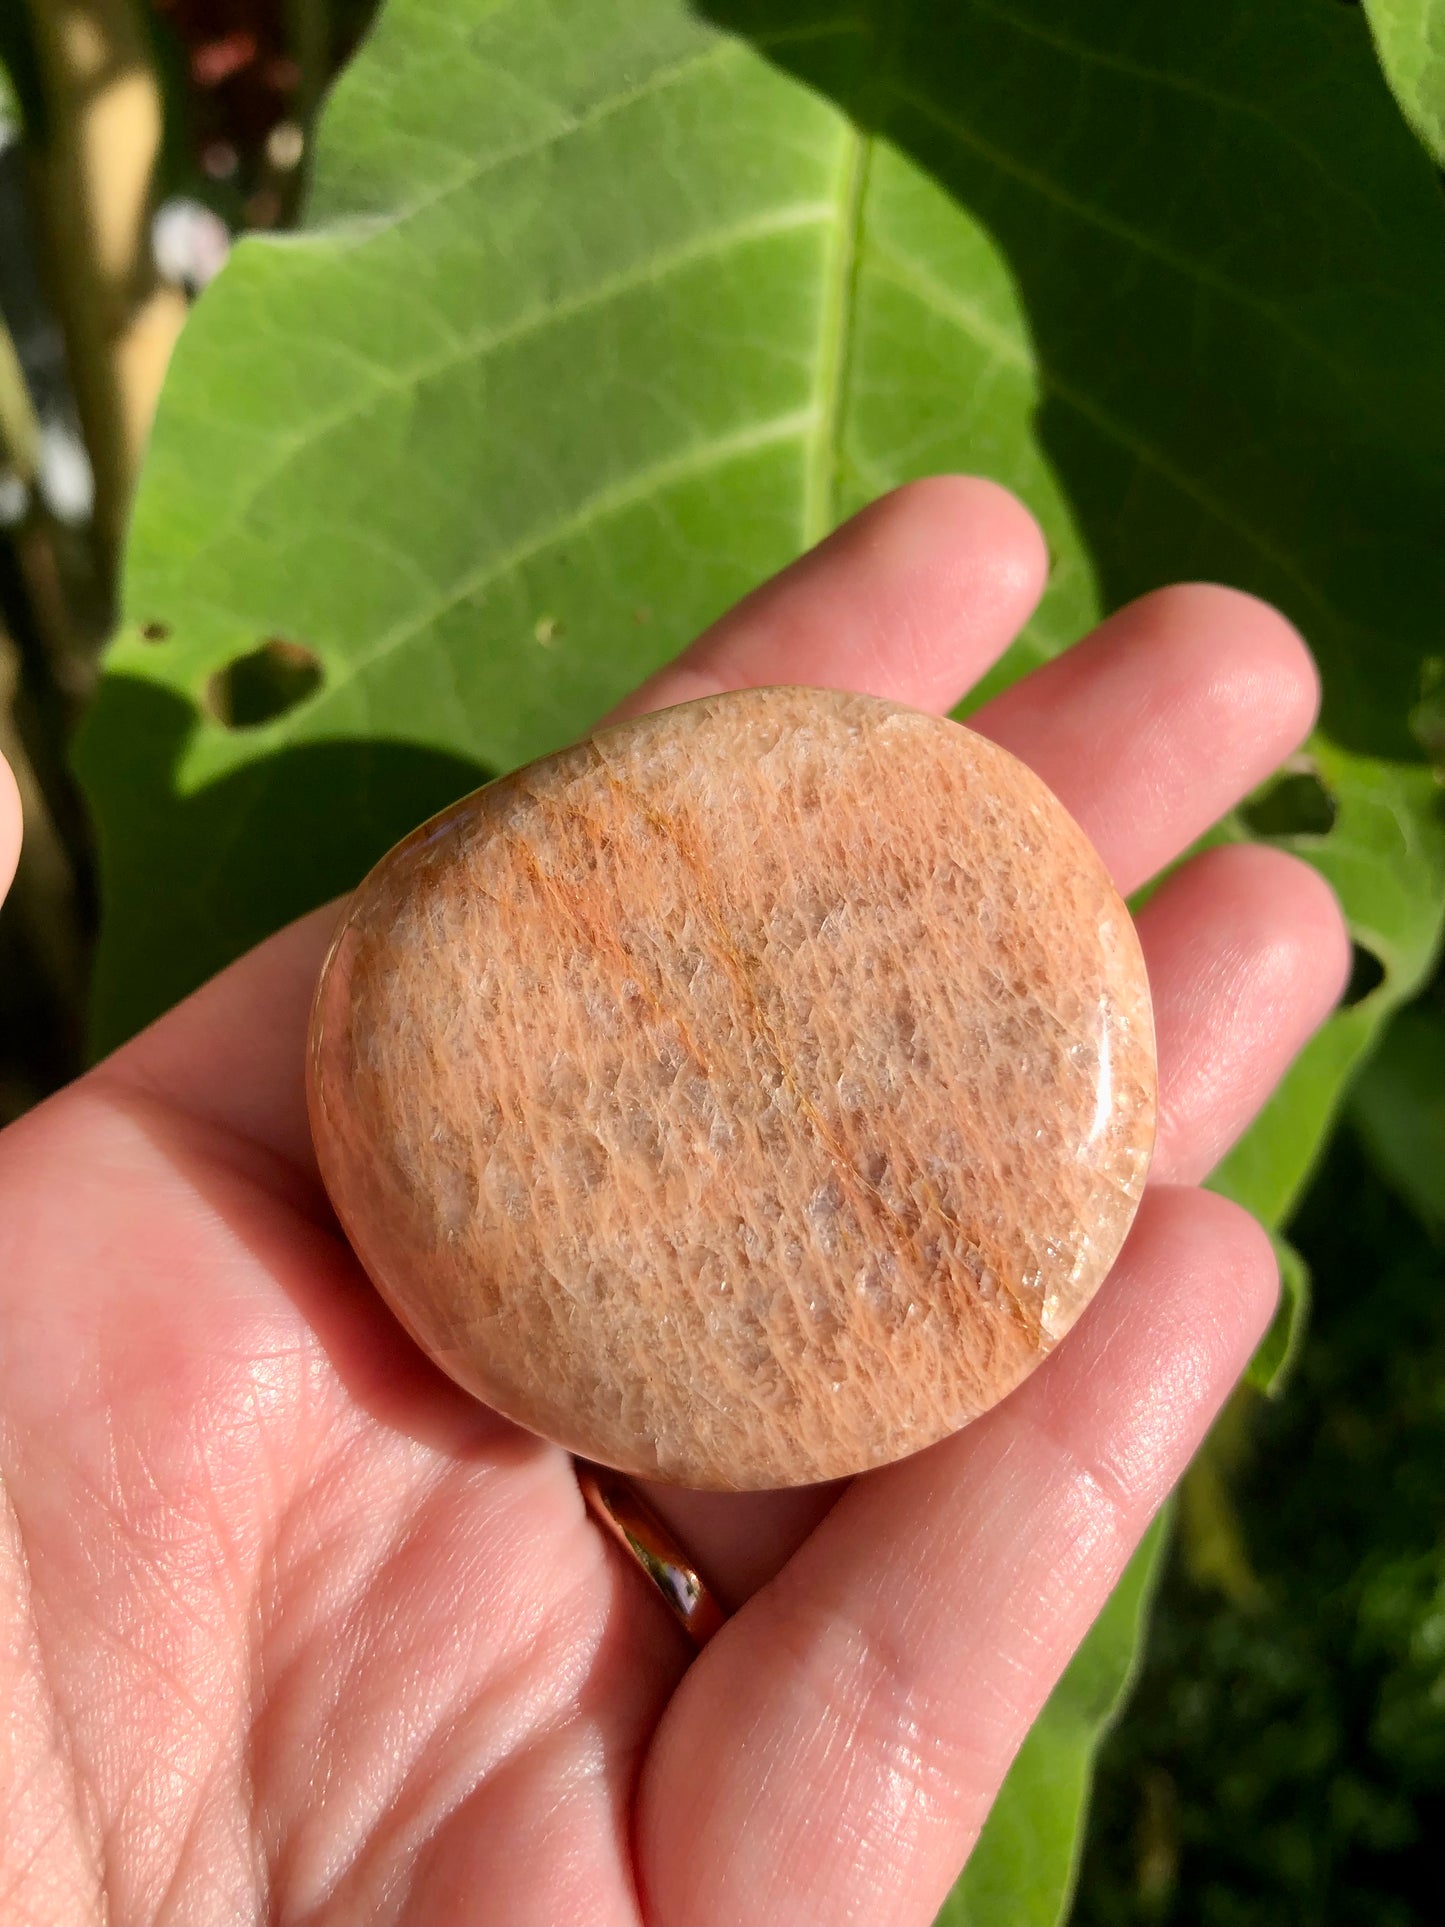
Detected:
left=577, top=1464, right=727, bottom=1648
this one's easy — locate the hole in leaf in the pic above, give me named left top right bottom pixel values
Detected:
left=205, top=638, right=324, bottom=728
left=1240, top=766, right=1337, bottom=838
left=1341, top=943, right=1386, bottom=1009
left=140, top=620, right=172, bottom=642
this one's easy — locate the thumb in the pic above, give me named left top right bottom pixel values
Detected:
left=0, top=753, right=21, bottom=906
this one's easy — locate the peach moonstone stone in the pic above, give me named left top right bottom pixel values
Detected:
left=308, top=687, right=1156, bottom=1490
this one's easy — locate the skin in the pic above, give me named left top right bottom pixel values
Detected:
left=0, top=479, right=1349, bottom=1926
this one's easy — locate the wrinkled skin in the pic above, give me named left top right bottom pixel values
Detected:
left=0, top=481, right=1347, bottom=1926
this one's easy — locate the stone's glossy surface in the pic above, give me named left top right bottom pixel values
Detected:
left=308, top=687, right=1157, bottom=1490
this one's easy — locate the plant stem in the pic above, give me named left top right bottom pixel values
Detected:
left=22, top=0, right=186, bottom=589
left=0, top=313, right=40, bottom=484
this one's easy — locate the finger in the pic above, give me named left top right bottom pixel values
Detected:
left=0, top=753, right=20, bottom=904
left=973, top=584, right=1320, bottom=894
left=639, top=1187, right=1278, bottom=1927
left=104, top=480, right=1049, bottom=1177
left=1139, top=842, right=1350, bottom=1185
left=608, top=475, right=1048, bottom=723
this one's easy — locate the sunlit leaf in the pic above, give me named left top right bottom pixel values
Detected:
left=1365, top=0, right=1445, bottom=162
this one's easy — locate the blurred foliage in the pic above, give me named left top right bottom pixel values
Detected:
left=0, top=0, right=376, bottom=1114
left=1077, top=1104, right=1445, bottom=1927
left=0, top=1, right=1442, bottom=1923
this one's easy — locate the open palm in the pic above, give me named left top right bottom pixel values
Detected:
left=0, top=481, right=1346, bottom=1926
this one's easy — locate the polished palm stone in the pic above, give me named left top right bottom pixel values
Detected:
left=307, top=687, right=1156, bottom=1490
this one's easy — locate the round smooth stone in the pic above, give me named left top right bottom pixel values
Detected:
left=308, top=687, right=1156, bottom=1490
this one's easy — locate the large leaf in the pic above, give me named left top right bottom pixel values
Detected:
left=1365, top=0, right=1445, bottom=161
left=75, top=2, right=1445, bottom=1922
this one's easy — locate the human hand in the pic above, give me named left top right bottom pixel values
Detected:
left=0, top=480, right=1347, bottom=1926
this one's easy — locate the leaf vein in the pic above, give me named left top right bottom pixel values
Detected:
left=891, top=81, right=1380, bottom=405
left=163, top=203, right=836, bottom=593
left=276, top=407, right=817, bottom=733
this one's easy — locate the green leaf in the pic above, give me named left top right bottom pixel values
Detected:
left=1245, top=1236, right=1311, bottom=1396
left=1211, top=746, right=1445, bottom=1237
left=1351, top=998, right=1445, bottom=1236
left=941, top=1515, right=1168, bottom=1927
left=1209, top=743, right=1445, bottom=1391
left=1365, top=0, right=1445, bottom=162
left=73, top=2, right=1445, bottom=1922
